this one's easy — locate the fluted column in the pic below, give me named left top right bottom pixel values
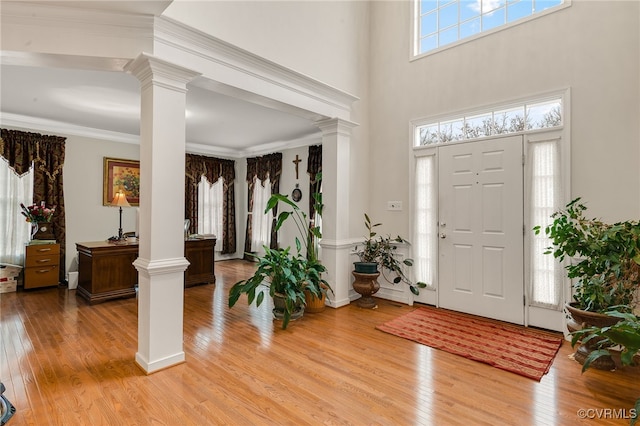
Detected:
left=126, top=53, right=200, bottom=374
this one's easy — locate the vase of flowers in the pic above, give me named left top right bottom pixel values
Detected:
left=20, top=202, right=56, bottom=240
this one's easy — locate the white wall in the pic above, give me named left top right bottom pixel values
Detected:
left=63, top=136, right=140, bottom=273
left=368, top=0, right=640, bottom=238
left=163, top=0, right=372, bottom=239
left=278, top=145, right=314, bottom=253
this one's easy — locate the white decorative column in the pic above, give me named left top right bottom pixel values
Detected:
left=126, top=53, right=200, bottom=374
left=316, top=118, right=357, bottom=307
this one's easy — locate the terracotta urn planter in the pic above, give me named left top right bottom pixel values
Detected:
left=351, top=271, right=380, bottom=309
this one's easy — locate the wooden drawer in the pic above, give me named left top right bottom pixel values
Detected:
left=27, top=244, right=60, bottom=258
left=24, top=264, right=59, bottom=289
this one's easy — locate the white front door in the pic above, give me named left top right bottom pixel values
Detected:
left=438, top=136, right=524, bottom=324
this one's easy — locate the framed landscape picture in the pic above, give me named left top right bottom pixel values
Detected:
left=103, top=157, right=140, bottom=206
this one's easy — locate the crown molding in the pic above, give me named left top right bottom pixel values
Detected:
left=153, top=16, right=359, bottom=121
left=0, top=112, right=324, bottom=159
left=0, top=112, right=140, bottom=145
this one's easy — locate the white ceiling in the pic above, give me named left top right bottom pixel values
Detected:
left=0, top=62, right=321, bottom=155
left=0, top=1, right=322, bottom=156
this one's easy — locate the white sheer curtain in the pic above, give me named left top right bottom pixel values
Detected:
left=250, top=177, right=272, bottom=253
left=197, top=175, right=223, bottom=246
left=413, top=153, right=437, bottom=290
left=528, top=136, right=564, bottom=309
left=0, top=160, right=33, bottom=265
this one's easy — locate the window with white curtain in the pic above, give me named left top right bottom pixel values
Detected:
left=197, top=175, right=223, bottom=247
left=413, top=152, right=437, bottom=290
left=0, top=160, right=33, bottom=265
left=528, top=135, right=564, bottom=309
left=250, top=177, right=273, bottom=253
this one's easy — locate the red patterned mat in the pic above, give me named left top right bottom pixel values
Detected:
left=376, top=306, right=563, bottom=381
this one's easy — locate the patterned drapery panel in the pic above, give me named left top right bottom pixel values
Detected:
left=185, top=153, right=236, bottom=254
left=307, top=145, right=322, bottom=220
left=1, top=128, right=67, bottom=282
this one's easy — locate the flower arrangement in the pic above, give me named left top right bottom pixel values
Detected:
left=20, top=201, right=56, bottom=223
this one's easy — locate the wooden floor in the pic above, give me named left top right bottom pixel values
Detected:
left=1, top=259, right=639, bottom=425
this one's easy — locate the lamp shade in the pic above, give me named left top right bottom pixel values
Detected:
left=111, top=190, right=131, bottom=208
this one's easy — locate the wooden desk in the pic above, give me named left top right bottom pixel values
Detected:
left=76, top=238, right=216, bottom=304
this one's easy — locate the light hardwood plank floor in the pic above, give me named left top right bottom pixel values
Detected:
left=1, top=259, right=639, bottom=425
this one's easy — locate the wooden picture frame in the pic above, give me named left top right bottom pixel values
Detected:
left=103, top=157, right=140, bottom=206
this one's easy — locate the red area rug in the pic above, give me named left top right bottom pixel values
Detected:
left=376, top=306, right=563, bottom=381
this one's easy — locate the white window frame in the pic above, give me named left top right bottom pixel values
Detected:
left=411, top=0, right=572, bottom=60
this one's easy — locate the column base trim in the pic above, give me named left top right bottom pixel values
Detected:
left=135, top=351, right=186, bottom=374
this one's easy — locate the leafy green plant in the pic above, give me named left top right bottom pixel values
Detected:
left=228, top=246, right=327, bottom=329
left=228, top=182, right=331, bottom=329
left=355, top=214, right=427, bottom=295
left=534, top=198, right=640, bottom=312
left=571, top=310, right=640, bottom=425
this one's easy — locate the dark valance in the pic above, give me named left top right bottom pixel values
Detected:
left=186, top=153, right=236, bottom=188
left=245, top=152, right=283, bottom=185
left=1, top=129, right=66, bottom=178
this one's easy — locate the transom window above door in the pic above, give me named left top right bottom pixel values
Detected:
left=414, top=0, right=568, bottom=57
left=414, top=97, right=562, bottom=146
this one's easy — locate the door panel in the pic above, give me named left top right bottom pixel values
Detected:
left=438, top=136, right=524, bottom=324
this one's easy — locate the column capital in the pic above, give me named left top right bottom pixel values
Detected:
left=315, top=117, right=358, bottom=137
left=125, top=52, right=201, bottom=92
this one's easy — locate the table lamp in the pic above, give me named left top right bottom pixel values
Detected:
left=111, top=190, right=130, bottom=240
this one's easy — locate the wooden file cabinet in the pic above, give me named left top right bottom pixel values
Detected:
left=24, top=244, right=60, bottom=289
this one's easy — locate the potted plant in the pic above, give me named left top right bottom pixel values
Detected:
left=353, top=214, right=427, bottom=306
left=228, top=191, right=331, bottom=329
left=535, top=198, right=640, bottom=367
left=570, top=310, right=640, bottom=425
left=535, top=198, right=640, bottom=313
left=228, top=245, right=323, bottom=329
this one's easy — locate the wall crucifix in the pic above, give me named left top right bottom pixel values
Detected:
left=293, top=154, right=302, bottom=180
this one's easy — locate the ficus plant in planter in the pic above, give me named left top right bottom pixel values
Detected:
left=534, top=197, right=640, bottom=314
left=354, top=213, right=427, bottom=296
left=534, top=197, right=640, bottom=369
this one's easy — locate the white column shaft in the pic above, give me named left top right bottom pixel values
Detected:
left=126, top=53, right=200, bottom=373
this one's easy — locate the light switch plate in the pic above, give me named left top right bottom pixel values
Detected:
left=387, top=201, right=402, bottom=211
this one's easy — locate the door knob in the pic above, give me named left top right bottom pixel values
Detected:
left=440, top=233, right=446, bottom=239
